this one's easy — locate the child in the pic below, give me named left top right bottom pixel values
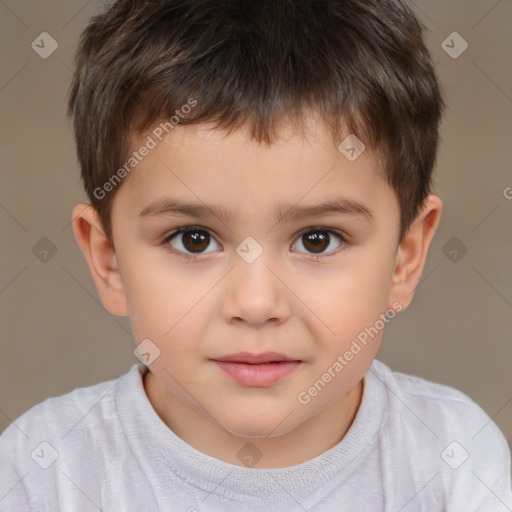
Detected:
left=1, top=0, right=511, bottom=510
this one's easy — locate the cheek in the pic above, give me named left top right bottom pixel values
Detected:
left=122, top=251, right=209, bottom=344
left=300, top=251, right=394, bottom=356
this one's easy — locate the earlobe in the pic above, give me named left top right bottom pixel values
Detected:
left=71, top=203, right=129, bottom=317
left=388, top=195, right=442, bottom=311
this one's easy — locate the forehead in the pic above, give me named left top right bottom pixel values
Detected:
left=115, top=116, right=395, bottom=225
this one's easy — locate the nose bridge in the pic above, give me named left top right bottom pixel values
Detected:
left=221, top=237, right=290, bottom=324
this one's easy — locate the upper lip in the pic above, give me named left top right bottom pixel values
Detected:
left=213, top=352, right=300, bottom=364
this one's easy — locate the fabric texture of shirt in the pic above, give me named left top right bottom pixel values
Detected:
left=1, top=359, right=511, bottom=511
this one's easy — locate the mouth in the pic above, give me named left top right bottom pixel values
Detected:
left=212, top=351, right=300, bottom=364
left=211, top=353, right=302, bottom=387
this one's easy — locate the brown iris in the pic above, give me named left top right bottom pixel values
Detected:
left=182, top=229, right=210, bottom=253
left=301, top=230, right=330, bottom=253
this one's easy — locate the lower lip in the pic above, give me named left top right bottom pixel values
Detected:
left=213, top=360, right=301, bottom=387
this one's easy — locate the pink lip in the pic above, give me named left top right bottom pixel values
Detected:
left=213, top=360, right=301, bottom=387
left=214, top=351, right=298, bottom=364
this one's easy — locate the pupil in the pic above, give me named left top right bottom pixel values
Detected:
left=183, top=230, right=209, bottom=252
left=303, top=231, right=329, bottom=253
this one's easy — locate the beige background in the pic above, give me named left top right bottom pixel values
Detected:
left=1, top=0, right=511, bottom=455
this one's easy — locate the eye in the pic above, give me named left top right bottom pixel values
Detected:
left=162, top=225, right=347, bottom=260
left=291, top=228, right=346, bottom=257
left=164, top=226, right=221, bottom=256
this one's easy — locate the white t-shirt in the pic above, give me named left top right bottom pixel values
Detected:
left=1, top=359, right=511, bottom=511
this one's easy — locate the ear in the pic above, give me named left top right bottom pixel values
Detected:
left=71, top=203, right=129, bottom=316
left=388, top=194, right=442, bottom=311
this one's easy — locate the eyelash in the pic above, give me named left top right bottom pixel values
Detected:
left=161, top=225, right=349, bottom=262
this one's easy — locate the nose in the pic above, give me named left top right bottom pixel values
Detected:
left=220, top=251, right=291, bottom=326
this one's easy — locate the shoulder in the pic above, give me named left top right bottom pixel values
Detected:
left=369, top=359, right=512, bottom=508
left=370, top=358, right=500, bottom=435
left=0, top=364, right=141, bottom=472
left=1, top=368, right=127, bottom=444
left=0, top=364, right=143, bottom=509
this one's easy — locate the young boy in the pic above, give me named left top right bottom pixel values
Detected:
left=1, top=0, right=511, bottom=510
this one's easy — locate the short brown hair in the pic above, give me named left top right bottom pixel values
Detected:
left=67, top=0, right=444, bottom=246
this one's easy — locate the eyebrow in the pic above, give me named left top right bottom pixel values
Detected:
left=138, top=197, right=374, bottom=225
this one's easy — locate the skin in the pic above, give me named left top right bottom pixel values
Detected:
left=72, top=113, right=442, bottom=468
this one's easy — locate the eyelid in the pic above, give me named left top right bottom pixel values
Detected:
left=163, top=225, right=220, bottom=242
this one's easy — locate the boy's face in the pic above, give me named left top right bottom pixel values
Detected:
left=74, top=114, right=441, bottom=459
